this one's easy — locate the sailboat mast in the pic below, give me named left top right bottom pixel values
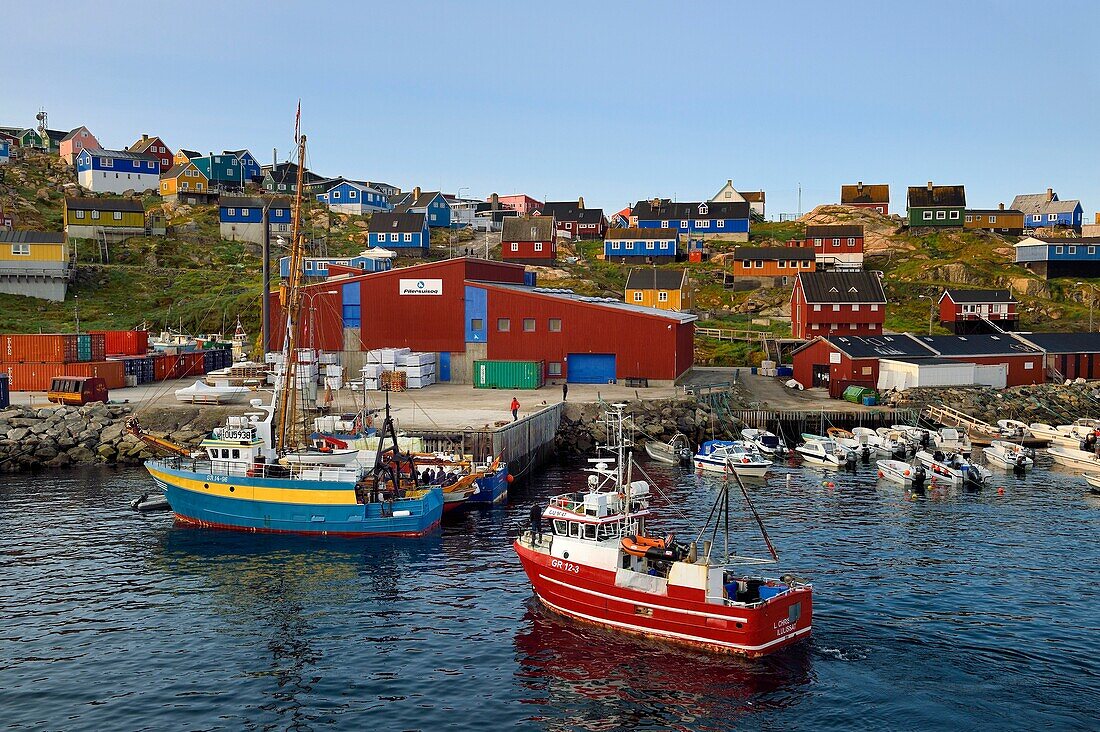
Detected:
left=276, top=119, right=310, bottom=453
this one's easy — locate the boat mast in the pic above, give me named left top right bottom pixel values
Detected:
left=276, top=104, right=309, bottom=453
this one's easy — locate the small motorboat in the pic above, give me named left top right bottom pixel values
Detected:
left=1085, top=474, right=1100, bottom=494
left=996, top=419, right=1031, bottom=439
left=807, top=430, right=871, bottom=462
left=932, top=428, right=972, bottom=456
left=1047, top=446, right=1100, bottom=474
left=915, top=450, right=992, bottom=487
left=693, top=440, right=771, bottom=478
left=741, top=428, right=788, bottom=457
left=644, top=433, right=693, bottom=465
left=876, top=459, right=927, bottom=486
left=796, top=439, right=856, bottom=468
left=853, top=427, right=909, bottom=459
left=983, top=441, right=1034, bottom=472
left=1030, top=422, right=1093, bottom=447
left=174, top=380, right=251, bottom=404
left=130, top=492, right=171, bottom=512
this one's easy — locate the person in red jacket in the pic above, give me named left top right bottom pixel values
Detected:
left=511, top=397, right=520, bottom=421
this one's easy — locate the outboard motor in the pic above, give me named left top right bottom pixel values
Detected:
left=861, top=446, right=872, bottom=464
left=933, top=450, right=946, bottom=463
left=892, top=444, right=908, bottom=461
left=920, top=430, right=931, bottom=448
left=844, top=450, right=858, bottom=470
left=1013, top=454, right=1028, bottom=476
left=911, top=464, right=928, bottom=490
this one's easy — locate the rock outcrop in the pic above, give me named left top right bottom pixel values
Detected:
left=880, top=381, right=1100, bottom=427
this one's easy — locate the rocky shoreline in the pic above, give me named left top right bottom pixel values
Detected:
left=880, top=381, right=1100, bottom=427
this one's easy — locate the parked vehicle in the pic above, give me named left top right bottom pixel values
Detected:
left=46, top=376, right=108, bottom=406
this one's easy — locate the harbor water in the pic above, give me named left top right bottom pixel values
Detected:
left=2, top=455, right=1099, bottom=731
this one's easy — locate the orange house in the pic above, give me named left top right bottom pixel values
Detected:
left=160, top=162, right=211, bottom=202
left=731, top=246, right=816, bottom=281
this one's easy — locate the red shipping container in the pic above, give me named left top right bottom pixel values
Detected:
left=152, top=353, right=170, bottom=381
left=2, top=362, right=65, bottom=391
left=93, top=330, right=150, bottom=357
left=0, top=334, right=79, bottom=363
left=90, top=333, right=106, bottom=362
left=64, top=361, right=126, bottom=389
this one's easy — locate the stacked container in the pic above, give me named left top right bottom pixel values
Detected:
left=92, top=330, right=150, bottom=357
left=0, top=333, right=126, bottom=391
left=0, top=372, right=9, bottom=408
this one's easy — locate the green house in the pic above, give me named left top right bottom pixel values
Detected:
left=17, top=128, right=44, bottom=149
left=907, top=182, right=966, bottom=227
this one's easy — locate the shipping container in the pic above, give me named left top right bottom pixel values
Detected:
left=2, top=360, right=125, bottom=391
left=0, top=372, right=9, bottom=408
left=473, top=360, right=545, bottom=390
left=90, top=333, right=106, bottom=361
left=0, top=334, right=79, bottom=363
left=92, top=330, right=150, bottom=357
left=152, top=353, right=171, bottom=381
left=77, top=334, right=92, bottom=361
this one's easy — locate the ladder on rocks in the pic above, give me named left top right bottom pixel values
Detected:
left=922, top=404, right=997, bottom=435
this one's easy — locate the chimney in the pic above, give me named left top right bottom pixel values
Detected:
left=999, top=202, right=1005, bottom=210
left=927, top=181, right=934, bottom=191
left=413, top=186, right=421, bottom=201
left=142, top=134, right=149, bottom=142
left=727, top=179, right=732, bottom=186
left=578, top=196, right=585, bottom=210
left=1046, top=187, right=1054, bottom=202
left=273, top=147, right=277, bottom=168
left=490, top=192, right=499, bottom=206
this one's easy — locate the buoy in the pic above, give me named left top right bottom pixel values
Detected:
left=997, top=486, right=1004, bottom=495
left=903, top=469, right=911, bottom=476
left=506, top=474, right=514, bottom=484
left=878, top=471, right=884, bottom=478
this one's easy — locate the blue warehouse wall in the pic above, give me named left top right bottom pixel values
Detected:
left=465, top=286, right=487, bottom=342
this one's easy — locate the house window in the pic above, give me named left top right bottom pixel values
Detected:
left=92, top=211, right=100, bottom=220
left=148, top=161, right=155, bottom=169
left=832, top=238, right=840, bottom=247
left=989, top=215, right=996, bottom=224
left=11, top=243, right=30, bottom=255
left=403, top=233, right=412, bottom=242
left=633, top=292, right=643, bottom=302
left=778, top=260, right=786, bottom=269
left=102, top=157, right=113, bottom=167
left=391, top=233, right=399, bottom=241
left=1055, top=246, right=1064, bottom=254
left=549, top=362, right=562, bottom=376
left=523, top=318, right=536, bottom=332
left=847, top=237, right=855, bottom=246
left=862, top=366, right=873, bottom=376
left=813, top=304, right=822, bottom=311
left=695, top=220, right=707, bottom=228
left=755, top=260, right=763, bottom=268
left=549, top=318, right=562, bottom=332
left=75, top=211, right=85, bottom=219
left=471, top=318, right=483, bottom=331
left=716, top=220, right=725, bottom=228
left=1089, top=247, right=1096, bottom=255
left=852, top=304, right=860, bottom=311
left=1025, top=361, right=1034, bottom=370
left=278, top=184, right=286, bottom=191
left=333, top=191, right=340, bottom=199
left=661, top=220, right=668, bottom=227
left=936, top=210, right=946, bottom=220
left=533, top=242, right=544, bottom=252
left=658, top=291, right=669, bottom=302
left=646, top=242, right=654, bottom=250
left=611, top=242, right=620, bottom=250
left=870, top=304, right=879, bottom=311
left=1049, top=214, right=1057, bottom=221
left=949, top=210, right=959, bottom=219
left=228, top=208, right=236, bottom=215
left=113, top=212, right=122, bottom=220
left=680, top=220, right=688, bottom=228
left=349, top=190, right=357, bottom=199
left=377, top=234, right=385, bottom=243
left=497, top=318, right=510, bottom=332
left=1069, top=246, right=1077, bottom=254
left=832, top=304, right=840, bottom=311
left=511, top=243, right=519, bottom=252
left=965, top=215, right=973, bottom=222
left=923, top=211, right=932, bottom=221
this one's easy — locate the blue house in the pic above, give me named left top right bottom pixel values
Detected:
left=193, top=153, right=249, bottom=190
left=631, top=199, right=750, bottom=241
left=1014, top=235, right=1100, bottom=279
left=1011, top=191, right=1083, bottom=233
left=76, top=148, right=160, bottom=194
left=219, top=196, right=293, bottom=245
left=317, top=181, right=392, bottom=215
left=392, top=187, right=452, bottom=228
left=367, top=212, right=430, bottom=254
left=0, top=139, right=9, bottom=165
left=226, top=149, right=263, bottom=183
left=278, top=251, right=394, bottom=279
left=604, top=227, right=679, bottom=262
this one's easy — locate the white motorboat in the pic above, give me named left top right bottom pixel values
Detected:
left=693, top=440, right=771, bottom=477
left=1030, top=422, right=1094, bottom=447
left=996, top=419, right=1031, bottom=439
left=853, top=427, right=909, bottom=458
left=823, top=428, right=873, bottom=461
left=982, top=440, right=1034, bottom=471
left=932, top=428, right=972, bottom=455
left=174, top=380, right=251, bottom=404
left=890, top=425, right=935, bottom=449
left=741, top=428, right=788, bottom=456
left=796, top=439, right=855, bottom=468
left=644, top=433, right=693, bottom=465
left=1085, top=474, right=1100, bottom=493
left=1047, top=446, right=1100, bottom=474
left=279, top=447, right=363, bottom=467
left=876, top=459, right=928, bottom=486
left=915, top=450, right=992, bottom=486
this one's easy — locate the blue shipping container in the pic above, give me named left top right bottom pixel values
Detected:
left=0, top=372, right=8, bottom=408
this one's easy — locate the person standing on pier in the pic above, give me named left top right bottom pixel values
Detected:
left=511, top=397, right=520, bottom=421
left=562, top=382, right=568, bottom=402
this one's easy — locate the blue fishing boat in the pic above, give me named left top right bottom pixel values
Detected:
left=127, top=116, right=444, bottom=538
left=469, top=460, right=510, bottom=505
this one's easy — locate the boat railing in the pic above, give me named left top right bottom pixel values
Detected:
left=152, top=456, right=361, bottom=482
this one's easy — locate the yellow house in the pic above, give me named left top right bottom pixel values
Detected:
left=624, top=268, right=692, bottom=312
left=0, top=232, right=70, bottom=301
left=173, top=148, right=201, bottom=167
left=160, top=161, right=209, bottom=198
left=64, top=197, right=146, bottom=240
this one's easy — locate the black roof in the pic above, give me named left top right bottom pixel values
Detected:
left=907, top=184, right=966, bottom=208
left=805, top=224, right=863, bottom=238
left=625, top=268, right=687, bottom=291
left=912, top=334, right=1040, bottom=357
left=368, top=212, right=426, bottom=233
left=966, top=208, right=1023, bottom=216
left=632, top=199, right=749, bottom=221
left=733, top=246, right=815, bottom=260
left=1015, top=332, right=1100, bottom=354
left=0, top=231, right=65, bottom=244
left=797, top=271, right=886, bottom=304
left=502, top=216, right=555, bottom=241
left=536, top=202, right=604, bottom=224
left=605, top=227, right=678, bottom=240
left=65, top=197, right=144, bottom=213
left=820, top=335, right=935, bottom=359
left=219, top=196, right=292, bottom=209
left=882, top=356, right=966, bottom=366
left=943, top=289, right=1016, bottom=304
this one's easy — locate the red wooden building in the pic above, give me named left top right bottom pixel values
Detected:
left=800, top=224, right=864, bottom=269
left=534, top=198, right=607, bottom=239
left=840, top=182, right=889, bottom=214
left=501, top=216, right=556, bottom=265
left=792, top=334, right=935, bottom=396
left=274, top=258, right=694, bottom=385
left=790, top=271, right=886, bottom=340
left=909, top=334, right=1042, bottom=386
left=938, top=289, right=1019, bottom=334
left=126, top=134, right=173, bottom=172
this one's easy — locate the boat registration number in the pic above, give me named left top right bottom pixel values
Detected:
left=205, top=475, right=230, bottom=484
left=551, top=559, right=581, bottom=574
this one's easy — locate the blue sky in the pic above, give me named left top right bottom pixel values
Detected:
left=8, top=1, right=1100, bottom=216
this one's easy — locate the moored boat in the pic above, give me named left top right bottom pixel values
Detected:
left=853, top=427, right=909, bottom=459
left=876, top=459, right=927, bottom=486
left=1047, top=446, right=1100, bottom=474
left=693, top=440, right=771, bottom=477
left=740, top=428, right=788, bottom=457
left=915, top=449, right=992, bottom=487
left=996, top=419, right=1031, bottom=440
left=644, top=433, right=693, bottom=465
left=932, top=428, right=972, bottom=456
left=983, top=441, right=1034, bottom=471
left=796, top=438, right=855, bottom=468
left=514, top=404, right=813, bottom=658
left=1085, top=474, right=1100, bottom=493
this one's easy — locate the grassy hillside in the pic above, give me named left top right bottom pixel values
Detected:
left=1, top=152, right=1096, bottom=364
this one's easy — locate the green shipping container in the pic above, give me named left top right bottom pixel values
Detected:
left=76, top=334, right=92, bottom=362
left=473, top=360, right=545, bottom=390
left=842, top=385, right=876, bottom=403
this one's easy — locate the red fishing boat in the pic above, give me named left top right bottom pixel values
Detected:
left=514, top=404, right=812, bottom=658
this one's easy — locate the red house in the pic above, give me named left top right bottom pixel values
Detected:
left=791, top=271, right=887, bottom=340
left=126, top=134, right=173, bottom=172
left=801, top=224, right=864, bottom=269
left=938, top=289, right=1019, bottom=334
left=535, top=198, right=607, bottom=239
left=501, top=216, right=556, bottom=265
left=792, top=334, right=934, bottom=395
left=840, top=182, right=889, bottom=214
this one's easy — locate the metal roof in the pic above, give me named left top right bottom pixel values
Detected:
left=368, top=212, right=426, bottom=233
left=942, top=289, right=1016, bottom=304
left=733, top=246, right=814, bottom=260
left=907, top=184, right=966, bottom=208
left=65, top=197, right=144, bottom=213
left=824, top=334, right=935, bottom=359
left=605, top=227, right=678, bottom=240
left=840, top=183, right=889, bottom=205
left=0, top=231, right=65, bottom=244
left=913, top=334, right=1040, bottom=357
left=219, top=196, right=292, bottom=209
left=624, top=268, right=687, bottom=291
left=83, top=147, right=157, bottom=161
left=632, top=199, right=749, bottom=221
left=1014, top=332, right=1100, bottom=354
left=502, top=216, right=555, bottom=241
left=486, top=282, right=696, bottom=323
left=805, top=224, right=863, bottom=238
left=797, top=270, right=886, bottom=304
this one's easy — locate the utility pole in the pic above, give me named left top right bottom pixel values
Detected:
left=262, top=206, right=271, bottom=355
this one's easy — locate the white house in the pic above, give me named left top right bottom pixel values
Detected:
left=76, top=148, right=160, bottom=194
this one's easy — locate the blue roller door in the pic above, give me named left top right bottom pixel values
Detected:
left=567, top=353, right=616, bottom=384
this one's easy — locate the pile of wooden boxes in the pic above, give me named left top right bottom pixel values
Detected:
left=361, top=348, right=437, bottom=390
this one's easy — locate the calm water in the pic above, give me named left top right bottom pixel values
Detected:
left=2, top=454, right=1099, bottom=731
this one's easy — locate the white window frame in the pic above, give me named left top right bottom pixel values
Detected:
left=936, top=210, right=947, bottom=220
left=511, top=243, right=519, bottom=252
left=611, top=242, right=619, bottom=250
left=228, top=208, right=236, bottom=215
left=717, top=220, right=725, bottom=228
left=1055, top=246, right=1064, bottom=254
left=852, top=304, right=860, bottom=311
left=403, top=233, right=413, bottom=242
left=870, top=304, right=879, bottom=311
left=11, top=243, right=30, bottom=255
left=333, top=191, right=341, bottom=199
left=832, top=304, right=840, bottom=311
left=832, top=238, right=840, bottom=247
left=680, top=220, right=688, bottom=228
left=91, top=211, right=100, bottom=220
left=923, top=211, right=932, bottom=221
left=813, top=304, right=822, bottom=312
left=349, top=189, right=357, bottom=199
left=646, top=242, right=654, bottom=250
left=633, top=292, right=643, bottom=302
left=534, top=242, right=544, bottom=252
left=949, top=210, right=959, bottom=219
left=113, top=211, right=122, bottom=220
left=658, top=291, right=669, bottom=302
left=965, top=214, right=973, bottom=223
left=75, top=211, right=85, bottom=219
left=989, top=215, right=996, bottom=224
left=847, top=237, right=855, bottom=245
left=391, top=233, right=399, bottom=242
left=1069, top=246, right=1077, bottom=254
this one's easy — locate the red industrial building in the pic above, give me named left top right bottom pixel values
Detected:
left=790, top=271, right=886, bottom=340
left=501, top=216, right=557, bottom=265
left=938, top=289, right=1019, bottom=334
left=271, top=258, right=694, bottom=384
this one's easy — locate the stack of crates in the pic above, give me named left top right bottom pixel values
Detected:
left=202, top=348, right=232, bottom=373
left=398, top=352, right=436, bottom=389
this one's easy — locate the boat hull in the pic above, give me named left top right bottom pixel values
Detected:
left=468, top=464, right=509, bottom=505
left=147, top=462, right=444, bottom=537
left=693, top=458, right=770, bottom=478
left=514, top=540, right=811, bottom=658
